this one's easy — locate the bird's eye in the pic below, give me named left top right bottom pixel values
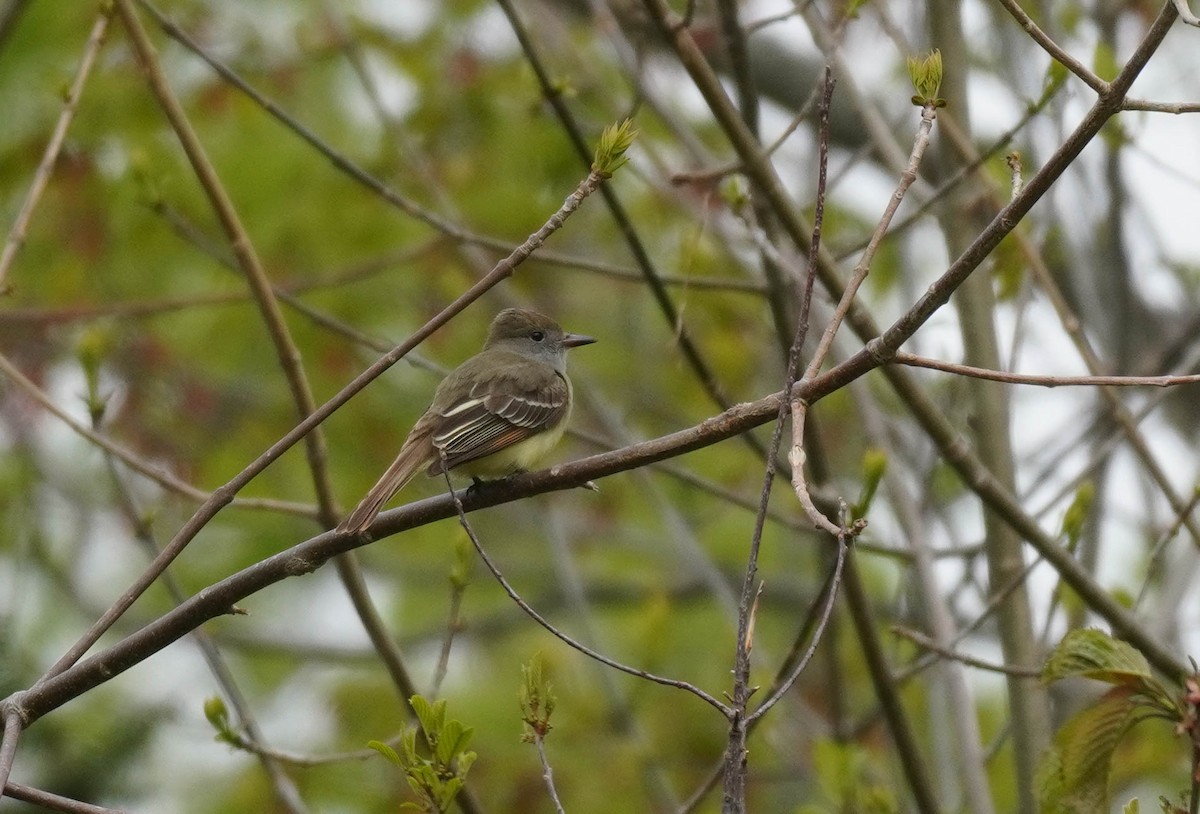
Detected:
left=530, top=331, right=545, bottom=342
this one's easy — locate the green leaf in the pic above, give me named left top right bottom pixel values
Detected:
left=592, top=118, right=638, bottom=177
left=368, top=740, right=403, bottom=768
left=1038, top=687, right=1138, bottom=813
left=401, top=728, right=420, bottom=764
left=852, top=448, right=888, bottom=519
left=907, top=50, right=944, bottom=106
left=1060, top=481, right=1095, bottom=548
left=439, top=777, right=464, bottom=809
left=1041, top=628, right=1152, bottom=686
left=203, top=696, right=229, bottom=731
left=410, top=695, right=444, bottom=741
left=436, top=720, right=470, bottom=765
left=520, top=652, right=558, bottom=742
left=1123, top=799, right=1140, bottom=813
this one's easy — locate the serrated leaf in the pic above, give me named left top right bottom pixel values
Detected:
left=1038, top=686, right=1137, bottom=813
left=1042, top=629, right=1152, bottom=686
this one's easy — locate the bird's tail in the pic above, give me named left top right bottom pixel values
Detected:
left=336, top=438, right=432, bottom=535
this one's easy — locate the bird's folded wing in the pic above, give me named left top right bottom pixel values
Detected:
left=428, top=373, right=569, bottom=473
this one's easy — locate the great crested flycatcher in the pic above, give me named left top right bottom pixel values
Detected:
left=337, top=308, right=595, bottom=534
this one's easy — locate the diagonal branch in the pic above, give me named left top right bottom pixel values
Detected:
left=8, top=335, right=1189, bottom=728
left=29, top=158, right=612, bottom=691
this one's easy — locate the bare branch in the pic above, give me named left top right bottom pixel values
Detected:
left=894, top=352, right=1200, bottom=387
left=892, top=627, right=1041, bottom=678
left=442, top=472, right=730, bottom=715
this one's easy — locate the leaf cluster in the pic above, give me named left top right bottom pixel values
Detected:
left=369, top=696, right=477, bottom=813
left=1039, top=629, right=1187, bottom=813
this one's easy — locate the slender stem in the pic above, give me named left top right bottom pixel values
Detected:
left=721, top=66, right=836, bottom=813
left=0, top=711, right=20, bottom=798
left=443, top=474, right=730, bottom=715
left=747, top=533, right=848, bottom=722
left=534, top=737, right=567, bottom=814
left=842, top=554, right=941, bottom=813
left=991, top=0, right=1106, bottom=92
left=892, top=628, right=1040, bottom=678
left=430, top=574, right=468, bottom=699
left=2, top=781, right=122, bottom=814
left=895, top=352, right=1200, bottom=387
left=0, top=6, right=112, bottom=290
left=804, top=101, right=938, bottom=380
left=0, top=351, right=312, bottom=516
left=494, top=0, right=759, bottom=459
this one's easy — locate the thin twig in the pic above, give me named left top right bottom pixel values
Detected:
left=806, top=100, right=938, bottom=380
left=430, top=549, right=470, bottom=699
left=1134, top=487, right=1200, bottom=611
left=0, top=351, right=314, bottom=517
left=223, top=733, right=383, bottom=767
left=442, top=472, right=730, bottom=715
left=93, top=407, right=308, bottom=813
left=991, top=0, right=1106, bottom=92
left=534, top=737, right=567, bottom=814
left=0, top=6, right=112, bottom=291
left=0, top=710, right=20, bottom=799
left=2, top=781, right=123, bottom=814
left=747, top=531, right=849, bottom=722
left=494, top=0, right=757, bottom=454
left=787, top=73, right=844, bottom=536
left=32, top=157, right=610, bottom=686
left=1171, top=0, right=1200, bottom=26
left=894, top=352, right=1200, bottom=388
left=891, top=627, right=1041, bottom=678
left=720, top=64, right=837, bottom=814
left=890, top=554, right=1044, bottom=691
left=677, top=552, right=852, bottom=813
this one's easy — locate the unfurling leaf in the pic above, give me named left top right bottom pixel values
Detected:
left=907, top=50, right=945, bottom=107
left=1041, top=628, right=1151, bottom=686
left=1038, top=687, right=1138, bottom=813
left=592, top=119, right=639, bottom=177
